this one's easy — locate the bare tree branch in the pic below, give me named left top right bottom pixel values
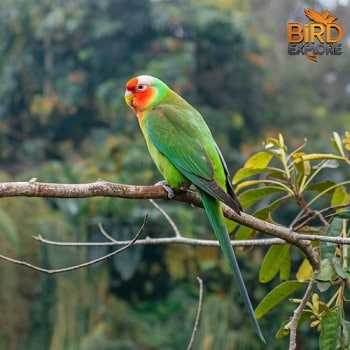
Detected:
left=0, top=179, right=165, bottom=199
left=33, top=233, right=288, bottom=247
left=0, top=215, right=148, bottom=274
left=0, top=180, right=321, bottom=271
left=32, top=231, right=350, bottom=248
left=285, top=278, right=316, bottom=350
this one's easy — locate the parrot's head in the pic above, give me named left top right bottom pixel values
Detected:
left=125, top=75, right=168, bottom=114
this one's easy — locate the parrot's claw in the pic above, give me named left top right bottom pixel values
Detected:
left=155, top=180, right=175, bottom=199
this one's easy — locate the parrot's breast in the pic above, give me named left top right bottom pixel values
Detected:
left=140, top=118, right=190, bottom=188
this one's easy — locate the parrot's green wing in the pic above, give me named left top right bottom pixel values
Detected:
left=146, top=104, right=241, bottom=213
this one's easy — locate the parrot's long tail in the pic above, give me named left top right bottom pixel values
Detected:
left=198, top=189, right=266, bottom=343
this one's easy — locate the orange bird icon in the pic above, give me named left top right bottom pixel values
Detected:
left=304, top=8, right=337, bottom=24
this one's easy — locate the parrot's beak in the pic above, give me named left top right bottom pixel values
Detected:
left=124, top=89, right=133, bottom=107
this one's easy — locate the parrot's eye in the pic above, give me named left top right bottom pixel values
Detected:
left=136, top=84, right=147, bottom=91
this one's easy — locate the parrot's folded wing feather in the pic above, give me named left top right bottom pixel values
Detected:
left=215, top=144, right=242, bottom=212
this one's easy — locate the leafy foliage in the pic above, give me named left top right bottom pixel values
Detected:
left=235, top=133, right=350, bottom=348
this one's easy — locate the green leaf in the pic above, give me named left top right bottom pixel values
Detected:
left=235, top=197, right=284, bottom=242
left=307, top=181, right=337, bottom=193
left=332, top=131, right=345, bottom=157
left=342, top=319, right=350, bottom=347
left=319, top=306, right=341, bottom=350
left=233, top=168, right=265, bottom=183
left=259, top=244, right=291, bottom=283
left=264, top=137, right=284, bottom=154
left=233, top=167, right=283, bottom=184
left=239, top=187, right=285, bottom=209
left=345, top=267, right=350, bottom=280
left=317, top=282, right=331, bottom=292
left=327, top=218, right=344, bottom=238
left=292, top=152, right=311, bottom=176
left=264, top=137, right=281, bottom=149
left=316, top=259, right=336, bottom=282
left=266, top=170, right=287, bottom=181
left=255, top=281, right=305, bottom=319
left=329, top=210, right=350, bottom=219
left=275, top=318, right=292, bottom=338
left=235, top=178, right=289, bottom=193
left=331, top=186, right=349, bottom=207
left=331, top=258, right=348, bottom=280
left=279, top=245, right=291, bottom=281
left=244, top=151, right=274, bottom=169
left=296, top=258, right=313, bottom=282
left=320, top=218, right=343, bottom=260
left=234, top=226, right=256, bottom=244
left=225, top=217, right=239, bottom=234
left=275, top=310, right=313, bottom=338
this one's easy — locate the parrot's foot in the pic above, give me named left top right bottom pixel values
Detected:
left=155, top=180, right=175, bottom=199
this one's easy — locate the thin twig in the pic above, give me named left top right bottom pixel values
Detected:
left=293, top=193, right=330, bottom=229
left=187, top=277, right=204, bottom=350
left=32, top=232, right=350, bottom=247
left=148, top=199, right=182, bottom=237
left=0, top=216, right=148, bottom=274
left=98, top=222, right=119, bottom=243
left=292, top=202, right=350, bottom=231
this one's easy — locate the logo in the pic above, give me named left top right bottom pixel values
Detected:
left=287, top=8, right=343, bottom=62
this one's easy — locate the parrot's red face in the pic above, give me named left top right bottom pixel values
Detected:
left=125, top=75, right=157, bottom=114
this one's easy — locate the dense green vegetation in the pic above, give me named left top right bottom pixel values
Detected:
left=0, top=0, right=349, bottom=349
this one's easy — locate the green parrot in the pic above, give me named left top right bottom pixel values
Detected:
left=125, top=75, right=265, bottom=342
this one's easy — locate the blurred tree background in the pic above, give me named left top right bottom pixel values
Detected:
left=0, top=0, right=349, bottom=349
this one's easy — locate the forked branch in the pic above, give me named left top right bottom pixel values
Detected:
left=0, top=180, right=321, bottom=271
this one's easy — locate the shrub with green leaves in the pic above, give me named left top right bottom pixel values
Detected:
left=232, top=132, right=350, bottom=349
